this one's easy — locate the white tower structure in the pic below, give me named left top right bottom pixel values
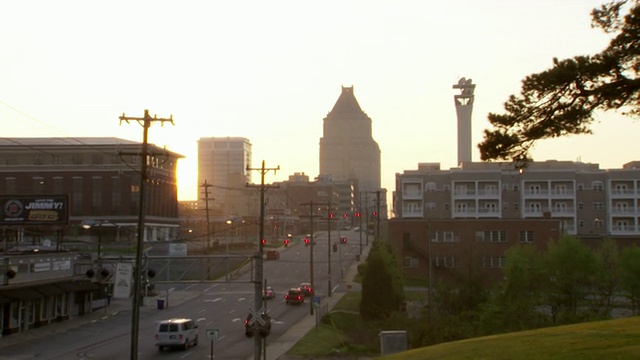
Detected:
left=453, top=78, right=476, bottom=165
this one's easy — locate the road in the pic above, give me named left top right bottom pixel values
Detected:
left=0, top=230, right=364, bottom=360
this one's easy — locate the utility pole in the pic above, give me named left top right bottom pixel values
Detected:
left=300, top=201, right=322, bottom=312
left=200, top=180, right=214, bottom=248
left=119, top=109, right=174, bottom=360
left=246, top=160, right=279, bottom=360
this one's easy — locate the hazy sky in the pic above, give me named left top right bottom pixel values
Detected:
left=1, top=0, right=638, bottom=205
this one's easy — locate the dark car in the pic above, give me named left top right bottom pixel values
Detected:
left=284, top=288, right=304, bottom=305
left=262, top=286, right=275, bottom=300
left=299, top=282, right=313, bottom=297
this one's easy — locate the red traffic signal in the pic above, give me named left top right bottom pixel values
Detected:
left=304, top=238, right=310, bottom=244
left=329, top=213, right=334, bottom=218
left=343, top=213, right=348, bottom=218
left=355, top=212, right=361, bottom=217
left=261, top=239, right=267, bottom=245
left=284, top=239, right=289, bottom=244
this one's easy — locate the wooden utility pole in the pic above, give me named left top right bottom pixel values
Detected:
left=200, top=180, right=214, bottom=248
left=246, top=160, right=279, bottom=360
left=119, top=109, right=173, bottom=360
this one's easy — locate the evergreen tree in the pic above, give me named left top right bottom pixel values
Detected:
left=479, top=1, right=640, bottom=162
left=360, top=240, right=404, bottom=320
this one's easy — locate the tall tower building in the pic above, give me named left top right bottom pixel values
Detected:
left=453, top=78, right=476, bottom=165
left=197, top=137, right=252, bottom=212
left=319, top=86, right=381, bottom=192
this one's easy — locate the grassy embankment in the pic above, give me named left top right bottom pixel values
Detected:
left=288, top=291, right=640, bottom=359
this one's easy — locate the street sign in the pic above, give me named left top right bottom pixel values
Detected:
left=312, top=296, right=321, bottom=309
left=206, top=328, right=219, bottom=341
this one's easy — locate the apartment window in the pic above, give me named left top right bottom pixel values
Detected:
left=425, top=182, right=436, bottom=191
left=426, top=202, right=436, bottom=211
left=519, top=230, right=534, bottom=243
left=592, top=181, right=604, bottom=191
left=455, top=203, right=468, bottom=213
left=529, top=184, right=541, bottom=194
left=594, top=219, right=604, bottom=228
left=433, top=231, right=457, bottom=243
left=403, top=256, right=419, bottom=268
left=482, top=256, right=506, bottom=268
left=444, top=203, right=449, bottom=210
left=434, top=256, right=456, bottom=268
left=112, top=176, right=122, bottom=213
left=443, top=185, right=450, bottom=191
left=476, top=230, right=507, bottom=242
left=513, top=184, right=519, bottom=191
left=503, top=202, right=509, bottom=210
left=578, top=202, right=584, bottom=210
left=579, top=220, right=584, bottom=228
left=502, top=184, right=510, bottom=191
left=53, top=156, right=63, bottom=165
left=529, top=202, right=542, bottom=213
left=577, top=183, right=584, bottom=190
left=593, top=202, right=604, bottom=211
left=514, top=203, right=519, bottom=210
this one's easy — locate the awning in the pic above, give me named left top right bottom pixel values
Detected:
left=1, top=287, right=42, bottom=301
left=35, top=284, right=65, bottom=296
left=55, top=280, right=99, bottom=292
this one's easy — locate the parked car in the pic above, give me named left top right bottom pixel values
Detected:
left=155, top=318, right=198, bottom=351
left=285, top=288, right=304, bottom=305
left=262, top=286, right=276, bottom=300
left=299, top=282, right=313, bottom=297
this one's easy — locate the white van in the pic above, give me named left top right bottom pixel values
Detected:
left=155, top=318, right=199, bottom=351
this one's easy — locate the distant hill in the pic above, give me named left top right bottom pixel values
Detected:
left=381, top=316, right=640, bottom=360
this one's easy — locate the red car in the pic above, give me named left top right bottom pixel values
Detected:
left=299, top=282, right=313, bottom=297
left=285, top=288, right=304, bottom=305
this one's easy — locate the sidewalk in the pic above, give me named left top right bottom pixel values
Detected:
left=0, top=241, right=371, bottom=360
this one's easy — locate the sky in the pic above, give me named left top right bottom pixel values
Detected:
left=1, top=0, right=638, bottom=207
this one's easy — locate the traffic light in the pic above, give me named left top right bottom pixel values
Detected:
left=304, top=238, right=310, bottom=247
left=261, top=239, right=267, bottom=245
left=343, top=213, right=348, bottom=218
left=284, top=239, right=289, bottom=247
left=355, top=212, right=361, bottom=217
left=244, top=321, right=255, bottom=338
left=372, top=211, right=377, bottom=216
left=329, top=213, right=334, bottom=219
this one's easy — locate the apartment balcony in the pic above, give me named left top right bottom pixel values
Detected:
left=452, top=189, right=476, bottom=199
left=452, top=207, right=500, bottom=218
left=402, top=191, right=423, bottom=200
left=523, top=190, right=549, bottom=198
left=549, top=189, right=575, bottom=199
left=610, top=189, right=639, bottom=199
left=611, top=208, right=638, bottom=216
left=610, top=225, right=639, bottom=235
left=401, top=209, right=423, bottom=218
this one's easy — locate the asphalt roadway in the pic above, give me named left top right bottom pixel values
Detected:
left=0, top=242, right=371, bottom=360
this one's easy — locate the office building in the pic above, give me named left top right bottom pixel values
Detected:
left=197, top=137, right=252, bottom=215
left=319, top=86, right=381, bottom=193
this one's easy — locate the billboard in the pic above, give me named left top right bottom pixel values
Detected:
left=0, top=195, right=70, bottom=226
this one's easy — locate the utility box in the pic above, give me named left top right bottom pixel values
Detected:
left=379, top=330, right=408, bottom=356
